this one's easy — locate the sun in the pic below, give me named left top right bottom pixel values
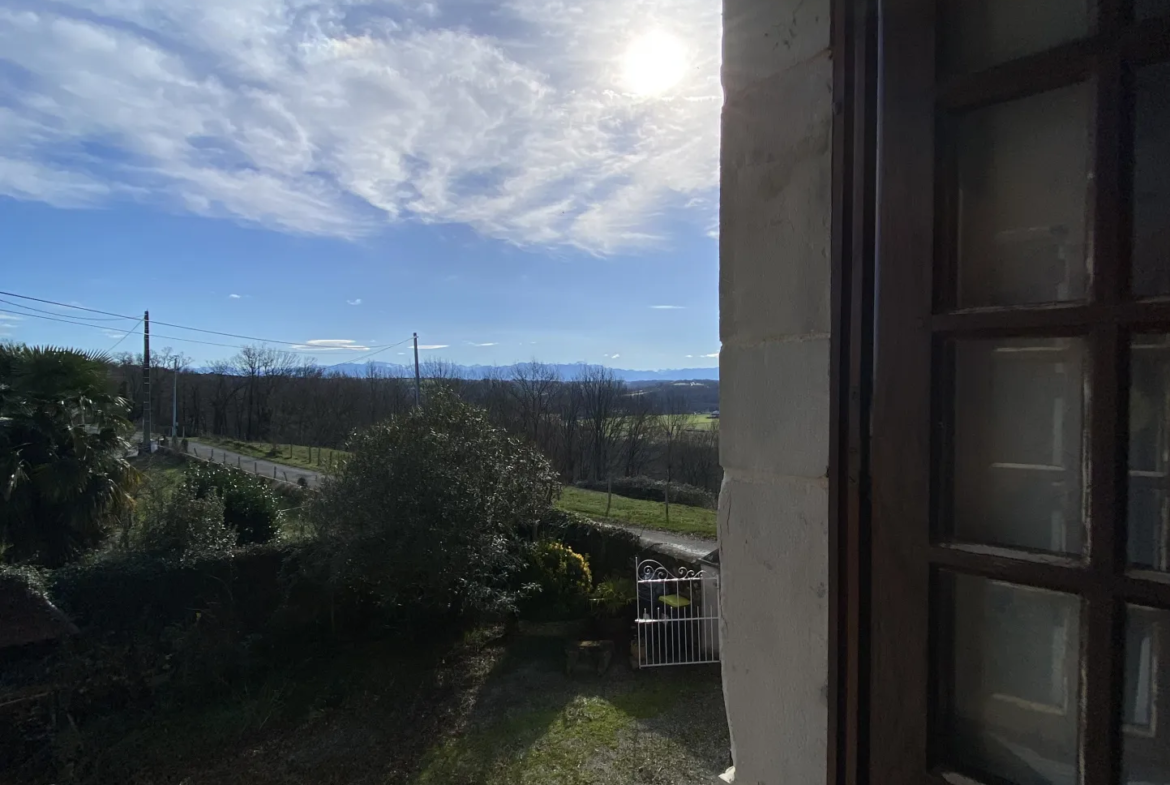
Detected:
left=621, top=30, right=687, bottom=96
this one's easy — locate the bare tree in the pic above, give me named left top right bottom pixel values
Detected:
left=579, top=365, right=625, bottom=481
left=659, top=391, right=693, bottom=522
left=510, top=361, right=560, bottom=448
left=678, top=422, right=721, bottom=492
left=620, top=391, right=657, bottom=477
left=553, top=379, right=585, bottom=481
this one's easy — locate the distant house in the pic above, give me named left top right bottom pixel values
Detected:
left=0, top=575, right=77, bottom=652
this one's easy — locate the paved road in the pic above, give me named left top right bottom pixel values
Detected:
left=185, top=440, right=325, bottom=488
left=182, top=439, right=716, bottom=559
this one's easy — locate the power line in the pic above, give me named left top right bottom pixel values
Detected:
left=107, top=319, right=142, bottom=353
left=1, top=307, right=414, bottom=357
left=326, top=336, right=413, bottom=366
left=0, top=291, right=135, bottom=320
left=0, top=289, right=404, bottom=349
left=0, top=297, right=137, bottom=322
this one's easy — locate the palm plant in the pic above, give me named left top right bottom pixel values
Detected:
left=0, top=344, right=139, bottom=566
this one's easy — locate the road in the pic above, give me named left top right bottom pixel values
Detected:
left=181, top=439, right=716, bottom=559
left=185, top=440, right=325, bottom=489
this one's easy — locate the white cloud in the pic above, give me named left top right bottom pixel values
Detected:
left=228, top=294, right=243, bottom=300
left=291, top=338, right=369, bottom=351
left=0, top=1, right=720, bottom=254
left=346, top=298, right=362, bottom=306
left=0, top=314, right=24, bottom=321
left=468, top=341, right=498, bottom=347
left=650, top=305, right=685, bottom=310
left=701, top=352, right=718, bottom=358
left=417, top=344, right=449, bottom=350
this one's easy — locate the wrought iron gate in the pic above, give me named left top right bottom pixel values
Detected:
left=634, top=558, right=720, bottom=667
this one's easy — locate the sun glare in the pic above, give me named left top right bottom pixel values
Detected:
left=621, top=30, right=687, bottom=96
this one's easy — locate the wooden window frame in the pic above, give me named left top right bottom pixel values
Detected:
left=828, top=2, right=1170, bottom=784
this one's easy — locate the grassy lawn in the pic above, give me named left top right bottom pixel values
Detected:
left=34, top=630, right=727, bottom=785
left=193, top=436, right=348, bottom=471
left=557, top=486, right=716, bottom=539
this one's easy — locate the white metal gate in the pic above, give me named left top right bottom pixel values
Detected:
left=634, top=558, right=720, bottom=667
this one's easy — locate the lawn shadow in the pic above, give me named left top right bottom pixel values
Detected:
left=411, top=630, right=729, bottom=785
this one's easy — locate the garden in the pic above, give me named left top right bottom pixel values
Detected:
left=0, top=347, right=728, bottom=784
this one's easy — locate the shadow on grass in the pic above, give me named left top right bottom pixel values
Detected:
left=22, top=626, right=726, bottom=785
left=412, top=632, right=728, bottom=785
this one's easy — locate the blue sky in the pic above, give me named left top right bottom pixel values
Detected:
left=0, top=0, right=721, bottom=370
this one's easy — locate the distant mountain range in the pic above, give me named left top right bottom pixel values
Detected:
left=323, top=361, right=720, bottom=382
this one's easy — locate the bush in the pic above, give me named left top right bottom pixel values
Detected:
left=184, top=462, right=280, bottom=545
left=135, top=484, right=233, bottom=561
left=518, top=540, right=593, bottom=621
left=588, top=576, right=636, bottom=618
left=308, top=390, right=560, bottom=618
left=574, top=476, right=716, bottom=509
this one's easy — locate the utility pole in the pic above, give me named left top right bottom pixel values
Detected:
left=413, top=332, right=422, bottom=408
left=141, top=310, right=151, bottom=453
left=172, top=357, right=179, bottom=439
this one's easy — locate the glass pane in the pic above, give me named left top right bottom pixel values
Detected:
left=1137, top=0, right=1170, bottom=19
left=1130, top=335, right=1170, bottom=572
left=1134, top=63, right=1170, bottom=298
left=952, top=338, right=1085, bottom=555
left=940, top=573, right=1081, bottom=785
left=955, top=85, right=1091, bottom=307
left=1124, top=605, right=1169, bottom=785
left=942, top=0, right=1090, bottom=73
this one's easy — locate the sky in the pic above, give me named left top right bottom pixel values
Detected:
left=0, top=0, right=721, bottom=370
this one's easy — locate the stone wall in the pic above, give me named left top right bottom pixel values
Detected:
left=718, top=0, right=833, bottom=780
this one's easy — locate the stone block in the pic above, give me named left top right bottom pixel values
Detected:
left=719, top=338, right=830, bottom=478
left=720, top=53, right=832, bottom=343
left=717, top=472, right=828, bottom=784
left=722, top=0, right=830, bottom=90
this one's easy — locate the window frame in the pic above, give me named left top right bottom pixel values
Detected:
left=829, top=1, right=1170, bottom=784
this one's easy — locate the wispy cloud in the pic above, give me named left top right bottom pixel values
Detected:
left=702, top=352, right=718, bottom=358
left=291, top=339, right=369, bottom=351
left=0, top=0, right=719, bottom=254
left=650, top=305, right=686, bottom=310
left=228, top=294, right=242, bottom=300
left=468, top=341, right=498, bottom=347
left=417, top=344, right=450, bottom=350
left=0, top=314, right=24, bottom=321
left=346, top=299, right=362, bottom=306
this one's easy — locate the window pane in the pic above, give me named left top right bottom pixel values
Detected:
left=942, top=0, right=1090, bottom=73
left=955, top=85, right=1091, bottom=307
left=1134, top=63, right=1170, bottom=298
left=1130, top=335, right=1170, bottom=572
left=940, top=573, right=1081, bottom=785
left=952, top=338, right=1085, bottom=555
left=1124, top=605, right=1169, bottom=785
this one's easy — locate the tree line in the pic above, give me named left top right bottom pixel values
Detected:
left=109, top=346, right=722, bottom=492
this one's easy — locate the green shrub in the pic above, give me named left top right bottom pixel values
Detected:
left=135, top=484, right=233, bottom=561
left=588, top=576, right=636, bottom=618
left=574, top=476, right=715, bottom=509
left=309, top=390, right=559, bottom=618
left=518, top=540, right=593, bottom=621
left=184, top=463, right=280, bottom=545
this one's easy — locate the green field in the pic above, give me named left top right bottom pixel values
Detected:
left=189, top=437, right=717, bottom=539
left=193, top=436, right=349, bottom=471
left=556, top=486, right=716, bottom=538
